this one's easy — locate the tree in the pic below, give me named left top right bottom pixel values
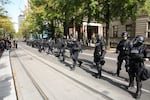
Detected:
left=84, top=0, right=147, bottom=48
left=22, top=0, right=149, bottom=48
left=0, top=0, right=14, bottom=38
left=0, top=16, right=14, bottom=38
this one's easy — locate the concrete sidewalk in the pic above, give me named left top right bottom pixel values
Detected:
left=0, top=50, right=17, bottom=100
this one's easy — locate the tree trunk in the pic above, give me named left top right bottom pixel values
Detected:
left=64, top=12, right=69, bottom=38
left=63, top=22, right=69, bottom=37
left=51, top=20, right=55, bottom=39
left=105, top=0, right=110, bottom=49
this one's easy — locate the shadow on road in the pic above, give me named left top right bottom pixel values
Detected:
left=62, top=57, right=135, bottom=98
left=0, top=75, right=12, bottom=99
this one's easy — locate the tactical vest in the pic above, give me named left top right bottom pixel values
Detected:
left=130, top=45, right=145, bottom=62
left=94, top=42, right=103, bottom=57
left=118, top=39, right=130, bottom=55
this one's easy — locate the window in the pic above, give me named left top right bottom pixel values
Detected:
left=126, top=24, right=133, bottom=37
left=148, top=22, right=150, bottom=30
left=103, top=27, right=106, bottom=37
left=148, top=32, right=150, bottom=38
left=113, top=25, right=118, bottom=37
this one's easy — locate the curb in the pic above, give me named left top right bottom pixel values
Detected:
left=0, top=50, right=17, bottom=100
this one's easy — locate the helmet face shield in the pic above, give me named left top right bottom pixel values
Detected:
left=122, top=32, right=128, bottom=37
left=96, top=34, right=102, bottom=41
left=63, top=36, right=66, bottom=39
left=133, top=35, right=144, bottom=46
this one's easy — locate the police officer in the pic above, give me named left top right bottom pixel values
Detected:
left=47, top=38, right=55, bottom=54
left=70, top=38, right=82, bottom=70
left=55, top=38, right=62, bottom=56
left=38, top=39, right=45, bottom=52
left=94, top=34, right=106, bottom=78
left=128, top=35, right=149, bottom=99
left=116, top=32, right=131, bottom=76
left=59, top=36, right=67, bottom=61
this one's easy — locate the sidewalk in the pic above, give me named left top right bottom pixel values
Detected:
left=0, top=50, right=17, bottom=100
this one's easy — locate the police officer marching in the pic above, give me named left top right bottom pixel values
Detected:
left=115, top=32, right=131, bottom=76
left=70, top=38, right=83, bottom=71
left=59, top=36, right=67, bottom=62
left=47, top=38, right=55, bottom=54
left=38, top=38, right=45, bottom=52
left=93, top=34, right=106, bottom=78
left=128, top=35, right=149, bottom=99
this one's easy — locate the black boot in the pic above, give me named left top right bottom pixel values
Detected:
left=70, top=65, right=75, bottom=71
left=62, top=57, right=65, bottom=62
left=135, top=82, right=142, bottom=99
left=116, top=69, right=120, bottom=77
left=128, top=82, right=134, bottom=90
left=71, top=61, right=76, bottom=71
left=95, top=73, right=102, bottom=78
left=128, top=74, right=134, bottom=89
left=96, top=66, right=102, bottom=79
left=79, top=61, right=82, bottom=67
left=135, top=90, right=142, bottom=99
left=116, top=62, right=121, bottom=76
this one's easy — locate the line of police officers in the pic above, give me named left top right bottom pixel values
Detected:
left=115, top=32, right=150, bottom=99
left=37, top=32, right=150, bottom=99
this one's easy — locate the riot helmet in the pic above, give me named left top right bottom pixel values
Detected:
left=63, top=36, right=67, bottom=39
left=72, top=37, right=77, bottom=42
left=96, top=34, right=102, bottom=41
left=122, top=31, right=128, bottom=37
left=133, top=35, right=144, bottom=46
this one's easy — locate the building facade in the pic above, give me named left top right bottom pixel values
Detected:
left=18, top=14, right=25, bottom=31
left=101, top=15, right=150, bottom=47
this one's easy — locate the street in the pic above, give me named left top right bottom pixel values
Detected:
left=10, top=42, right=150, bottom=100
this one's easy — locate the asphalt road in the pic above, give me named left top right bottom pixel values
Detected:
left=15, top=42, right=150, bottom=100
left=11, top=44, right=108, bottom=100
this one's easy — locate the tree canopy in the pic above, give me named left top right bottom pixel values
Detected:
left=0, top=0, right=15, bottom=38
left=19, top=0, right=150, bottom=47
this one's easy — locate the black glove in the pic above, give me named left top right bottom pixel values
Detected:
left=100, top=59, right=105, bottom=65
left=116, top=50, right=118, bottom=53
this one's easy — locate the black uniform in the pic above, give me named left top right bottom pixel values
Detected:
left=38, top=39, right=45, bottom=52
left=59, top=38, right=67, bottom=61
left=94, top=38, right=106, bottom=78
left=47, top=38, right=55, bottom=54
left=128, top=35, right=148, bottom=99
left=116, top=39, right=131, bottom=76
left=55, top=38, right=62, bottom=56
left=70, top=40, right=82, bottom=70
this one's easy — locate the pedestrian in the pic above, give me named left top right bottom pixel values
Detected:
left=128, top=35, right=149, bottom=99
left=13, top=40, right=17, bottom=49
left=86, top=39, right=89, bottom=46
left=93, top=34, right=106, bottom=78
left=0, top=39, right=5, bottom=52
left=70, top=38, right=82, bottom=71
left=115, top=32, right=131, bottom=76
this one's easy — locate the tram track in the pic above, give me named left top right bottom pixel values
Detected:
left=11, top=42, right=150, bottom=100
left=19, top=45, right=114, bottom=100
left=12, top=50, right=49, bottom=100
left=11, top=47, right=112, bottom=100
